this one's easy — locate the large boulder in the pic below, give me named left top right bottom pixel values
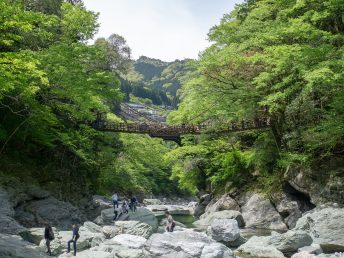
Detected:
left=268, top=230, right=313, bottom=254
left=0, top=233, right=50, bottom=258
left=0, top=188, right=26, bottom=235
left=203, top=194, right=240, bottom=218
left=20, top=227, right=48, bottom=245
left=39, top=226, right=103, bottom=256
left=15, top=197, right=86, bottom=230
left=114, top=221, right=153, bottom=239
left=83, top=221, right=103, bottom=233
left=241, top=193, right=287, bottom=230
left=146, top=204, right=190, bottom=216
left=236, top=235, right=286, bottom=258
left=144, top=230, right=235, bottom=258
left=93, top=195, right=113, bottom=210
left=294, top=208, right=344, bottom=253
left=127, top=208, right=158, bottom=231
left=194, top=194, right=212, bottom=218
left=206, top=219, right=240, bottom=243
left=143, top=199, right=163, bottom=205
left=92, top=234, right=146, bottom=258
left=94, top=208, right=129, bottom=226
left=194, top=210, right=245, bottom=229
left=273, top=191, right=304, bottom=229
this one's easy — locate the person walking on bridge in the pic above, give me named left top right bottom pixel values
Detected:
left=112, top=193, right=119, bottom=208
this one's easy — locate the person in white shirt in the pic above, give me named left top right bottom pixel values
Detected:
left=112, top=193, right=119, bottom=208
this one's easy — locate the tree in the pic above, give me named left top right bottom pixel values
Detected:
left=95, top=34, right=131, bottom=74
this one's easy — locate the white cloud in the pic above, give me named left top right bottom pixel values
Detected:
left=84, top=0, right=242, bottom=61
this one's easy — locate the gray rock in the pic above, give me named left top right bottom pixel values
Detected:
left=236, top=235, right=286, bottom=258
left=0, top=188, right=14, bottom=217
left=143, top=199, right=163, bottom=205
left=91, top=234, right=146, bottom=257
left=269, top=230, right=313, bottom=253
left=201, top=242, right=235, bottom=258
left=39, top=226, right=103, bottom=256
left=93, top=195, right=113, bottom=210
left=291, top=252, right=317, bottom=258
left=273, top=192, right=303, bottom=229
left=146, top=204, right=190, bottom=216
left=298, top=244, right=323, bottom=255
left=294, top=208, right=344, bottom=253
left=102, top=226, right=117, bottom=239
left=227, top=235, right=247, bottom=248
left=241, top=193, right=287, bottom=230
left=188, top=201, right=198, bottom=215
left=94, top=208, right=129, bottom=226
left=15, top=197, right=86, bottom=230
left=59, top=250, right=114, bottom=258
left=194, top=194, right=212, bottom=218
left=194, top=210, right=245, bottom=229
left=144, top=230, right=234, bottom=258
left=106, top=234, right=146, bottom=249
left=0, top=233, right=50, bottom=258
left=0, top=188, right=26, bottom=235
left=207, top=219, right=240, bottom=242
left=203, top=194, right=240, bottom=218
left=20, top=227, right=47, bottom=245
left=127, top=208, right=158, bottom=231
left=114, top=221, right=153, bottom=239
left=0, top=215, right=27, bottom=235
left=84, top=221, right=103, bottom=233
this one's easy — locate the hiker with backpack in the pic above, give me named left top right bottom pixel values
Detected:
left=67, top=224, right=80, bottom=256
left=44, top=223, right=54, bottom=256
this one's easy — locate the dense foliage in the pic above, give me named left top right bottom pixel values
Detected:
left=167, top=0, right=344, bottom=193
left=0, top=0, right=177, bottom=197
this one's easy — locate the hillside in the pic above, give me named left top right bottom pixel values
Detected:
left=121, top=56, right=193, bottom=107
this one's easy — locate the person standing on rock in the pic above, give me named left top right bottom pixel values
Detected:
left=165, top=211, right=175, bottom=232
left=130, top=195, right=138, bottom=212
left=44, top=223, right=54, bottom=256
left=112, top=193, right=119, bottom=208
left=67, top=224, right=79, bottom=256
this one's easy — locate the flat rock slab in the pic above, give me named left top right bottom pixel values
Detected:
left=144, top=230, right=235, bottom=258
left=0, top=233, right=50, bottom=258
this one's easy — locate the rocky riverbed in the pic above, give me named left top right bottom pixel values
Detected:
left=1, top=184, right=344, bottom=258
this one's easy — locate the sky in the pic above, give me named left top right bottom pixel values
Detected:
left=83, top=0, right=243, bottom=62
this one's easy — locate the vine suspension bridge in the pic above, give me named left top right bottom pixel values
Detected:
left=91, top=103, right=271, bottom=144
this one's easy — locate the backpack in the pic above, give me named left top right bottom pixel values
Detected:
left=48, top=228, right=55, bottom=240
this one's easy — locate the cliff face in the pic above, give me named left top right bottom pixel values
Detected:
left=284, top=156, right=344, bottom=206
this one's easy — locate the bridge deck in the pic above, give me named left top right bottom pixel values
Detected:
left=92, top=117, right=271, bottom=140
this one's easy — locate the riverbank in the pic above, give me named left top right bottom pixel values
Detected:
left=1, top=183, right=344, bottom=258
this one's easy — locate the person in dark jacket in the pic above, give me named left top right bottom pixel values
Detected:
left=44, top=224, right=53, bottom=256
left=67, top=224, right=79, bottom=256
left=130, top=196, right=137, bottom=212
